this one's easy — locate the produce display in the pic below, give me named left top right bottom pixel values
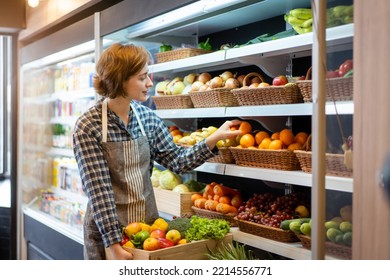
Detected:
left=120, top=216, right=230, bottom=252
left=236, top=192, right=309, bottom=229
left=284, top=5, right=353, bottom=35
left=289, top=204, right=353, bottom=248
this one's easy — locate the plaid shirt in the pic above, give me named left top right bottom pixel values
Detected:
left=73, top=98, right=215, bottom=247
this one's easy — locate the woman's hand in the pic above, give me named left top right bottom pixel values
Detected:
left=205, top=119, right=242, bottom=150
left=105, top=243, right=134, bottom=260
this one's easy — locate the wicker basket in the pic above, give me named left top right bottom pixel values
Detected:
left=234, top=217, right=299, bottom=242
left=232, top=72, right=303, bottom=105
left=294, top=150, right=353, bottom=177
left=189, top=88, right=239, bottom=108
left=207, top=147, right=235, bottom=164
left=192, top=206, right=237, bottom=226
left=155, top=48, right=212, bottom=63
left=229, top=146, right=301, bottom=170
left=151, top=95, right=194, bottom=110
left=297, top=234, right=352, bottom=259
left=296, top=67, right=353, bottom=102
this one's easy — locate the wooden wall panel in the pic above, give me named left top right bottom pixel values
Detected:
left=353, top=0, right=390, bottom=259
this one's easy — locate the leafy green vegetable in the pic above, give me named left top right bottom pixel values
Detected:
left=159, top=43, right=172, bottom=52
left=184, top=179, right=205, bottom=192
left=167, top=217, right=192, bottom=239
left=206, top=242, right=258, bottom=260
left=198, top=38, right=212, bottom=50
left=185, top=216, right=230, bottom=241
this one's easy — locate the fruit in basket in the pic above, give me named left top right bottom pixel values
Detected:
left=238, top=121, right=252, bottom=134
left=289, top=221, right=303, bottom=233
left=326, top=228, right=343, bottom=242
left=343, top=232, right=352, bottom=246
left=339, top=205, right=352, bottom=222
left=155, top=80, right=170, bottom=95
left=269, top=139, right=283, bottom=150
left=325, top=220, right=340, bottom=230
left=240, top=134, right=255, bottom=148
left=259, top=138, right=272, bottom=149
left=171, top=81, right=186, bottom=95
left=326, top=70, right=340, bottom=79
left=339, top=221, right=352, bottom=233
left=183, top=73, right=198, bottom=85
left=280, top=218, right=311, bottom=230
left=258, top=82, right=270, bottom=87
left=294, top=132, right=309, bottom=145
left=338, top=59, right=353, bottom=77
left=255, top=131, right=270, bottom=145
left=300, top=222, right=311, bottom=236
left=279, top=128, right=295, bottom=146
left=287, top=142, right=303, bottom=151
left=272, top=75, right=288, bottom=86
left=295, top=205, right=310, bottom=218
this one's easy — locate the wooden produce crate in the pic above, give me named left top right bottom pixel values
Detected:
left=126, top=233, right=233, bottom=260
left=153, top=188, right=199, bottom=217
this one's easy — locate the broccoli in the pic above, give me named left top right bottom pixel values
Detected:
left=167, top=217, right=192, bottom=239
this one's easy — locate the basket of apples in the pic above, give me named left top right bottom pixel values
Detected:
left=231, top=72, right=303, bottom=105
left=296, top=59, right=353, bottom=103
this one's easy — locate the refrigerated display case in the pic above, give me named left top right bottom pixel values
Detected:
left=18, top=39, right=97, bottom=259
left=98, top=0, right=354, bottom=259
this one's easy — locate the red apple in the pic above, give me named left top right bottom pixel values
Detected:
left=272, top=75, right=288, bottom=86
left=338, top=59, right=353, bottom=77
left=150, top=229, right=166, bottom=239
left=326, top=70, right=340, bottom=79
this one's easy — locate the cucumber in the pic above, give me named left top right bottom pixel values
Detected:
left=280, top=218, right=311, bottom=230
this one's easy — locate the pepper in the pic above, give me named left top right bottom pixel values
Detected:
left=133, top=230, right=150, bottom=244
left=198, top=38, right=212, bottom=51
left=119, top=234, right=129, bottom=246
left=159, top=43, right=172, bottom=52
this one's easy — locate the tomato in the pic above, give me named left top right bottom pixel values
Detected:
left=157, top=237, right=175, bottom=248
left=338, top=59, right=353, bottom=77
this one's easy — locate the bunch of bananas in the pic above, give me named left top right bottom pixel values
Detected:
left=284, top=8, right=313, bottom=35
left=285, top=5, right=353, bottom=35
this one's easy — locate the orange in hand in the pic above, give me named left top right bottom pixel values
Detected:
left=238, top=121, right=252, bottom=134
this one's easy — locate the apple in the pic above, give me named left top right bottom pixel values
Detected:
left=272, top=75, right=288, bottom=86
left=326, top=70, right=340, bottom=79
left=258, top=82, right=270, bottom=87
left=338, top=59, right=353, bottom=77
left=150, top=229, right=166, bottom=239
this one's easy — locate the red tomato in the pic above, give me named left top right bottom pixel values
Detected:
left=338, top=59, right=353, bottom=77
left=157, top=237, right=175, bottom=248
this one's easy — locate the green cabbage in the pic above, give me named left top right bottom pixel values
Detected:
left=159, top=170, right=182, bottom=190
left=150, top=167, right=162, bottom=188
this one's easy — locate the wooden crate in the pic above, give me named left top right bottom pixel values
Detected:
left=127, top=233, right=233, bottom=260
left=153, top=188, right=199, bottom=217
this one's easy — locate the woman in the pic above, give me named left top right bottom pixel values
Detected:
left=73, top=43, right=242, bottom=260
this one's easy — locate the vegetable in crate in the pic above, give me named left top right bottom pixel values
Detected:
left=167, top=217, right=192, bottom=239
left=159, top=43, right=172, bottom=52
left=185, top=216, right=230, bottom=241
left=198, top=37, right=212, bottom=50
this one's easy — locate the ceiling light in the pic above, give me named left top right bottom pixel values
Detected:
left=28, top=0, right=39, bottom=8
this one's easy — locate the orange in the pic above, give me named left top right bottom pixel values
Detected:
left=255, top=131, right=270, bottom=145
left=269, top=139, right=283, bottom=150
left=168, top=125, right=179, bottom=132
left=238, top=121, right=252, bottom=134
left=143, top=237, right=160, bottom=251
left=191, top=193, right=203, bottom=204
left=259, top=138, right=272, bottom=149
left=271, top=132, right=280, bottom=140
left=219, top=195, right=231, bottom=205
left=240, top=133, right=255, bottom=148
left=279, top=129, right=295, bottom=147
left=295, top=132, right=309, bottom=145
left=170, top=129, right=182, bottom=136
left=287, top=142, right=303, bottom=151
left=124, top=222, right=142, bottom=236
left=178, top=239, right=188, bottom=245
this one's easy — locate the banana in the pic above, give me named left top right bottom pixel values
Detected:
left=284, top=14, right=306, bottom=26
left=301, top=18, right=313, bottom=28
left=289, top=8, right=312, bottom=20
left=292, top=25, right=312, bottom=35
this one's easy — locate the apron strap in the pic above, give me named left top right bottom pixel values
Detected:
left=102, top=99, right=146, bottom=142
left=102, top=98, right=108, bottom=143
left=130, top=103, right=146, bottom=137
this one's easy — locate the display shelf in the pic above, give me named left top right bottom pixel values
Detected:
left=23, top=202, right=84, bottom=245
left=231, top=229, right=337, bottom=260
left=194, top=162, right=225, bottom=175
left=154, top=102, right=354, bottom=119
left=148, top=24, right=354, bottom=76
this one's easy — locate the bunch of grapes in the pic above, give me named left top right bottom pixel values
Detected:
left=236, top=192, right=307, bottom=228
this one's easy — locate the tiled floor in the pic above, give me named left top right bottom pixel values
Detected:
left=0, top=179, right=11, bottom=208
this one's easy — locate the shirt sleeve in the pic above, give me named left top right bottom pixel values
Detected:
left=150, top=116, right=217, bottom=174
left=73, top=122, right=123, bottom=247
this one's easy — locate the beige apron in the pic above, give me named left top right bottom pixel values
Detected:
left=83, top=99, right=159, bottom=260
